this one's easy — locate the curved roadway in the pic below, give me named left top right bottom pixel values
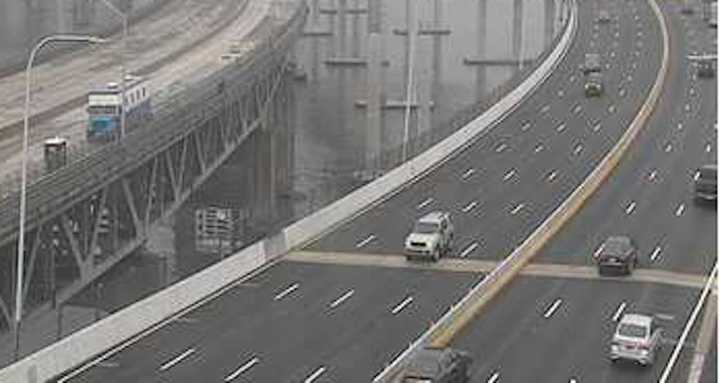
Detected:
left=56, top=0, right=682, bottom=381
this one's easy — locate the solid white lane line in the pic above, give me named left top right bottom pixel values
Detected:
left=356, top=234, right=376, bottom=248
left=304, top=366, right=327, bottom=383
left=488, top=371, right=500, bottom=383
left=417, top=197, right=434, bottom=209
left=612, top=302, right=627, bottom=322
left=503, top=169, right=517, bottom=181
left=534, top=143, right=544, bottom=153
left=462, top=201, right=478, bottom=213
left=573, top=144, right=583, bottom=156
left=460, top=242, right=479, bottom=258
left=648, top=170, right=658, bottom=181
left=650, top=246, right=662, bottom=262
left=274, top=283, right=300, bottom=301
left=391, top=296, right=414, bottom=315
left=544, top=299, right=563, bottom=318
left=462, top=168, right=476, bottom=179
left=675, top=203, right=685, bottom=217
left=547, top=170, right=558, bottom=182
left=496, top=143, right=508, bottom=153
left=510, top=203, right=525, bottom=215
left=225, top=357, right=260, bottom=382
left=329, top=289, right=355, bottom=308
left=694, top=171, right=701, bottom=181
left=625, top=201, right=636, bottom=215
left=160, top=348, right=196, bottom=371
left=556, top=123, right=567, bottom=132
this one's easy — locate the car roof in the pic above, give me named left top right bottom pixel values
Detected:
left=419, top=211, right=448, bottom=223
left=605, top=236, right=631, bottom=245
left=620, top=313, right=652, bottom=327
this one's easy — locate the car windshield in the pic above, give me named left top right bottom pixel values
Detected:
left=618, top=323, right=647, bottom=338
left=414, top=222, right=440, bottom=234
left=603, top=238, right=628, bottom=254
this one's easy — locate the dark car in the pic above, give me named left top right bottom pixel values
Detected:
left=585, top=72, right=604, bottom=97
left=694, top=164, right=717, bottom=203
left=400, top=347, right=472, bottom=383
left=581, top=53, right=602, bottom=75
left=594, top=236, right=637, bottom=276
left=697, top=59, right=716, bottom=78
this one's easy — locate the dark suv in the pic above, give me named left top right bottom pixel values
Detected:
left=401, top=347, right=472, bottom=383
left=694, top=164, right=717, bottom=203
left=594, top=236, right=637, bottom=276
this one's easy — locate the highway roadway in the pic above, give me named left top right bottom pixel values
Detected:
left=446, top=0, right=718, bottom=382
left=0, top=0, right=274, bottom=193
left=52, top=0, right=676, bottom=380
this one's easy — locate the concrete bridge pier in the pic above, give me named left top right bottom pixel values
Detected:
left=338, top=0, right=347, bottom=57
left=475, top=0, right=487, bottom=100
left=431, top=0, right=443, bottom=104
left=73, top=0, right=93, bottom=26
left=513, top=0, right=524, bottom=71
left=545, top=0, right=556, bottom=48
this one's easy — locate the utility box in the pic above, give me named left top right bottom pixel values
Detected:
left=43, top=137, right=68, bottom=172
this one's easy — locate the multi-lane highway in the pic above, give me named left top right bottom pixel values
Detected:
left=447, top=0, right=717, bottom=381
left=53, top=0, right=681, bottom=380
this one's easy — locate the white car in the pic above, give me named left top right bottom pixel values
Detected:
left=404, top=211, right=454, bottom=261
left=610, top=313, right=663, bottom=366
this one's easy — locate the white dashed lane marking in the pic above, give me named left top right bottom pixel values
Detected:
left=356, top=234, right=376, bottom=248
left=391, top=296, right=414, bottom=315
left=544, top=299, right=563, bottom=319
left=462, top=201, right=479, bottom=213
left=504, top=169, right=517, bottom=181
left=274, top=283, right=300, bottom=301
left=417, top=197, right=434, bottom=209
left=612, top=301, right=627, bottom=322
left=625, top=201, right=636, bottom=215
left=224, top=357, right=260, bottom=382
left=460, top=242, right=479, bottom=258
left=462, top=168, right=476, bottom=180
left=160, top=348, right=196, bottom=372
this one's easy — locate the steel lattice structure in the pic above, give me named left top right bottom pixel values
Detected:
left=0, top=2, right=308, bottom=331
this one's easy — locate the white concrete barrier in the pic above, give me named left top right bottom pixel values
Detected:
left=0, top=0, right=577, bottom=379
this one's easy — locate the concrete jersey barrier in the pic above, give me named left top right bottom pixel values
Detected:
left=0, top=0, right=577, bottom=380
left=373, top=0, right=670, bottom=380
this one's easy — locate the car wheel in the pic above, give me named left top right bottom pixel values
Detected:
left=433, top=248, right=440, bottom=262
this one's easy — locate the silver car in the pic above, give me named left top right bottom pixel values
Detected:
left=404, top=211, right=454, bottom=261
left=610, top=313, right=663, bottom=366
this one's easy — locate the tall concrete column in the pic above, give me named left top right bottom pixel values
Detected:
left=327, top=0, right=336, bottom=57
left=403, top=0, right=416, bottom=92
left=73, top=0, right=92, bottom=26
left=431, top=0, right=443, bottom=102
left=56, top=0, right=68, bottom=33
left=351, top=0, right=361, bottom=57
left=365, top=33, right=383, bottom=172
left=475, top=0, right=487, bottom=99
left=338, top=0, right=347, bottom=57
left=545, top=0, right=556, bottom=48
left=513, top=0, right=523, bottom=71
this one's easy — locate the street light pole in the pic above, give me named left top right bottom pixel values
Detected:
left=16, top=34, right=105, bottom=361
left=96, top=0, right=129, bottom=139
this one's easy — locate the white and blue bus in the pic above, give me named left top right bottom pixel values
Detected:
left=87, top=76, right=152, bottom=141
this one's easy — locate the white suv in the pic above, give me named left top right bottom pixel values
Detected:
left=404, top=211, right=454, bottom=261
left=610, top=313, right=663, bottom=366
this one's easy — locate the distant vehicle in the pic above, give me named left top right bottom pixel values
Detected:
left=694, top=164, right=717, bottom=203
left=584, top=72, right=604, bottom=97
left=87, top=75, right=152, bottom=141
left=710, top=2, right=717, bottom=27
left=594, top=236, right=637, bottom=276
left=688, top=53, right=717, bottom=78
left=399, top=347, right=472, bottom=383
left=596, top=10, right=612, bottom=23
left=581, top=53, right=602, bottom=75
left=610, top=313, right=663, bottom=366
left=43, top=136, right=68, bottom=172
left=404, top=211, right=454, bottom=261
left=680, top=0, right=694, bottom=14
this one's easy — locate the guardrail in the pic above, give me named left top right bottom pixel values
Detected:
left=0, top=0, right=579, bottom=379
left=370, top=1, right=578, bottom=380
left=372, top=0, right=671, bottom=379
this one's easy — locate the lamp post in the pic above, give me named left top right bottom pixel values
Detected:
left=96, top=0, right=129, bottom=139
left=15, top=34, right=106, bottom=361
